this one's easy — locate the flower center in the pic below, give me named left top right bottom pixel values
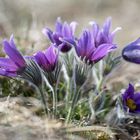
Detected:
left=126, top=98, right=136, bottom=110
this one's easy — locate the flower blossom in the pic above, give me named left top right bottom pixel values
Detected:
left=122, top=83, right=140, bottom=113
left=34, top=45, right=58, bottom=72
left=42, top=17, right=77, bottom=53
left=122, top=38, right=140, bottom=64
left=0, top=35, right=26, bottom=77
left=74, top=17, right=121, bottom=64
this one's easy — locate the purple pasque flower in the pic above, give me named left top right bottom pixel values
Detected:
left=42, top=17, right=77, bottom=53
left=34, top=45, right=58, bottom=72
left=122, top=38, right=140, bottom=64
left=0, top=35, right=26, bottom=77
left=75, top=17, right=121, bottom=64
left=122, top=83, right=140, bottom=113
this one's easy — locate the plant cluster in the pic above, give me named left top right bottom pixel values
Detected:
left=0, top=17, right=140, bottom=139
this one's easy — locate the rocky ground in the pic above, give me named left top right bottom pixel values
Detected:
left=0, top=97, right=63, bottom=140
left=0, top=97, right=115, bottom=140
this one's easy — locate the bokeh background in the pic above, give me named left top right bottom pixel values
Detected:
left=1, top=0, right=140, bottom=88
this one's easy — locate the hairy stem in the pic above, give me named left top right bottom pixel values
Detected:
left=38, top=85, right=50, bottom=116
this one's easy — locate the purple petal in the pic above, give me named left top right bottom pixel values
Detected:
left=34, top=47, right=58, bottom=71
left=52, top=33, right=62, bottom=45
left=103, top=17, right=112, bottom=36
left=55, top=17, right=63, bottom=33
left=122, top=38, right=140, bottom=64
left=0, top=69, right=17, bottom=77
left=77, top=32, right=87, bottom=57
left=90, top=22, right=99, bottom=39
left=62, top=22, right=71, bottom=38
left=9, top=34, right=16, bottom=48
left=45, top=45, right=57, bottom=64
left=58, top=37, right=74, bottom=52
left=133, top=92, right=140, bottom=104
left=86, top=31, right=96, bottom=57
left=70, top=21, right=77, bottom=35
left=58, top=42, right=72, bottom=53
left=128, top=38, right=140, bottom=47
left=60, top=37, right=76, bottom=47
left=76, top=30, right=95, bottom=58
left=123, top=83, right=135, bottom=100
left=91, top=44, right=114, bottom=62
left=0, top=58, right=18, bottom=71
left=3, top=40, right=26, bottom=68
left=134, top=109, right=140, bottom=113
left=81, top=30, right=88, bottom=50
left=96, top=31, right=109, bottom=45
left=96, top=31, right=103, bottom=46
left=34, top=51, right=48, bottom=67
left=42, top=28, right=54, bottom=43
left=135, top=97, right=140, bottom=112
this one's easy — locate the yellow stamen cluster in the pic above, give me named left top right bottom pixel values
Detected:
left=126, top=98, right=136, bottom=110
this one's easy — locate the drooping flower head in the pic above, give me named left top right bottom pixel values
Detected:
left=0, top=35, right=26, bottom=77
left=34, top=45, right=58, bottom=72
left=122, top=83, right=140, bottom=113
left=122, top=38, right=140, bottom=64
left=75, top=17, right=121, bottom=64
left=42, top=17, right=77, bottom=53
